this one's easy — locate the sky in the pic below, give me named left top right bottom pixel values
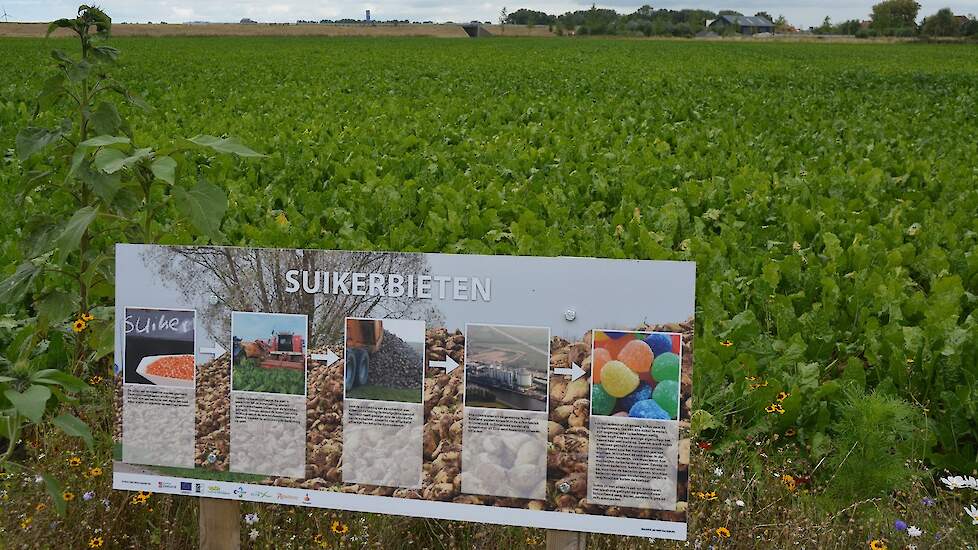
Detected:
left=2, top=1, right=974, bottom=30
left=232, top=311, right=308, bottom=343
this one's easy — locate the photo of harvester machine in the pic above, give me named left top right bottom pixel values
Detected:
left=233, top=331, right=305, bottom=371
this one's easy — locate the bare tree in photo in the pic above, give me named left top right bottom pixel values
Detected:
left=143, top=247, right=443, bottom=347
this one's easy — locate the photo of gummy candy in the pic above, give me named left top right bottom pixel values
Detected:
left=590, top=330, right=682, bottom=420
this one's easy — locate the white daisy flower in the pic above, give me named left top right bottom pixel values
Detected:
left=965, top=503, right=978, bottom=525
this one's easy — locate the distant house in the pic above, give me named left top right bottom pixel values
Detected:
left=708, top=15, right=774, bottom=35
left=240, top=18, right=257, bottom=25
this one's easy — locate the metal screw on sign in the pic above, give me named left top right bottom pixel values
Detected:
left=564, top=309, right=576, bottom=322
left=557, top=481, right=571, bottom=494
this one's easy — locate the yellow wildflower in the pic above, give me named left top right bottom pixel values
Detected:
left=330, top=520, right=349, bottom=535
left=715, top=526, right=731, bottom=538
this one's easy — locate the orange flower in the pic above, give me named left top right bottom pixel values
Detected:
left=715, top=526, right=731, bottom=538
left=720, top=340, right=733, bottom=347
left=330, top=520, right=349, bottom=535
left=88, top=536, right=104, bottom=548
left=776, top=391, right=790, bottom=402
left=67, top=456, right=82, bottom=467
left=72, top=319, right=87, bottom=333
left=62, top=491, right=75, bottom=502
left=89, top=467, right=103, bottom=477
left=868, top=540, right=886, bottom=550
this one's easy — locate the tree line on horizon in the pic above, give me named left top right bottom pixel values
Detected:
left=500, top=1, right=978, bottom=38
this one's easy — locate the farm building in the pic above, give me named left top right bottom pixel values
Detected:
left=708, top=15, right=774, bottom=35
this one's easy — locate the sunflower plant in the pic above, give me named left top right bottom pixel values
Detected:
left=1, top=5, right=262, bottom=512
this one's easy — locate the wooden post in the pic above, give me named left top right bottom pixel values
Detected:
left=546, top=530, right=587, bottom=550
left=199, top=498, right=240, bottom=550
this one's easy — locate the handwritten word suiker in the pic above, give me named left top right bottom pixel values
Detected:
left=283, top=270, right=491, bottom=301
left=124, top=313, right=193, bottom=334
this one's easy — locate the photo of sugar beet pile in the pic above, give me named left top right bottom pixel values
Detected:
left=590, top=330, right=683, bottom=420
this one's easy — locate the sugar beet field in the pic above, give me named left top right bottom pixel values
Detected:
left=1, top=37, right=977, bottom=548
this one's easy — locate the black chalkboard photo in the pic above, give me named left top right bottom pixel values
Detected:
left=124, top=308, right=196, bottom=387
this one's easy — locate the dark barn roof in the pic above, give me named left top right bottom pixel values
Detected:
left=716, top=15, right=774, bottom=27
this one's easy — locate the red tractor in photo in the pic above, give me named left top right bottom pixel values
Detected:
left=237, top=332, right=305, bottom=371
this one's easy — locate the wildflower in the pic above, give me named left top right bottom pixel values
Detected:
left=101, top=498, right=111, bottom=510
left=750, top=381, right=769, bottom=390
left=965, top=504, right=978, bottom=525
left=249, top=529, right=259, bottom=541
left=72, top=319, right=87, bottom=333
left=785, top=428, right=796, bottom=437
left=695, top=491, right=718, bottom=501
left=131, top=491, right=151, bottom=505
left=63, top=491, right=75, bottom=502
left=713, top=467, right=723, bottom=477
left=67, top=457, right=82, bottom=467
left=314, top=534, right=325, bottom=544
left=735, top=499, right=745, bottom=507
left=330, top=520, right=349, bottom=535
left=781, top=475, right=797, bottom=492
left=20, top=516, right=32, bottom=529
left=720, top=340, right=733, bottom=347
left=35, top=503, right=46, bottom=512
left=776, top=391, right=790, bottom=402
left=745, top=376, right=758, bottom=381
left=83, top=491, right=95, bottom=501
left=921, top=497, right=935, bottom=506
left=715, top=527, right=731, bottom=538
left=88, top=536, right=104, bottom=548
left=894, top=519, right=906, bottom=531
left=35, top=474, right=44, bottom=484
left=89, top=467, right=103, bottom=477
left=941, top=475, right=978, bottom=490
left=765, top=403, right=785, bottom=414
left=697, top=441, right=713, bottom=450
left=244, top=513, right=259, bottom=525
left=81, top=312, right=94, bottom=322
left=907, top=526, right=922, bottom=537
left=869, top=540, right=887, bottom=550
left=88, top=376, right=103, bottom=385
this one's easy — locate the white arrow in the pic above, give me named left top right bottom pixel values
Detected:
left=553, top=362, right=586, bottom=381
left=430, top=355, right=459, bottom=374
left=310, top=349, right=340, bottom=366
left=200, top=342, right=227, bottom=358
